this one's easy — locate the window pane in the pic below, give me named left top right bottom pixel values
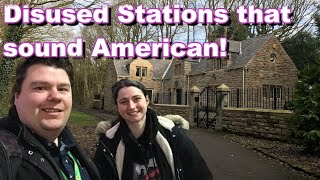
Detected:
left=276, top=86, right=282, bottom=99
left=142, top=68, right=147, bottom=77
left=263, top=87, right=268, bottom=98
left=136, top=67, right=141, bottom=76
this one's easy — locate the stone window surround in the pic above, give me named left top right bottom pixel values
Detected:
left=270, top=53, right=277, bottom=63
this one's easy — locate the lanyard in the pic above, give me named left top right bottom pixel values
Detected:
left=61, top=151, right=82, bottom=180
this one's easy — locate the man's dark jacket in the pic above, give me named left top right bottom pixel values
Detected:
left=0, top=106, right=101, bottom=180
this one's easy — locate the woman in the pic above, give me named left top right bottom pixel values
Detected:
left=93, top=79, right=212, bottom=180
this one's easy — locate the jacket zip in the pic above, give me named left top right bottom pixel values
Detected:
left=99, top=140, right=120, bottom=179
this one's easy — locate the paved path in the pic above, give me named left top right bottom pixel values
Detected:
left=186, top=128, right=313, bottom=180
left=77, top=108, right=314, bottom=180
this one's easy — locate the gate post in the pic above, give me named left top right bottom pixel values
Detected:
left=215, top=84, right=230, bottom=131
left=189, top=86, right=200, bottom=127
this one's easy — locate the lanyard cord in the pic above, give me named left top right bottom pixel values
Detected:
left=61, top=151, right=82, bottom=180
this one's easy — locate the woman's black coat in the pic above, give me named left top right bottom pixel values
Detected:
left=93, top=109, right=212, bottom=180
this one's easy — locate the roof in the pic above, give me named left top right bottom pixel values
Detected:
left=187, top=34, right=274, bottom=75
left=148, top=59, right=171, bottom=79
left=189, top=59, right=207, bottom=76
left=228, top=34, right=274, bottom=69
left=113, top=59, right=133, bottom=77
left=163, top=58, right=203, bottom=78
left=163, top=62, right=173, bottom=80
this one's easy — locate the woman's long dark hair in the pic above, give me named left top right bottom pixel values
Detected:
left=111, top=79, right=148, bottom=104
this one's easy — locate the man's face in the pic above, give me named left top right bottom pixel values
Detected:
left=116, top=86, right=149, bottom=125
left=14, top=64, right=72, bottom=136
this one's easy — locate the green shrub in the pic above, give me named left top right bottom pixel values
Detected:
left=292, top=62, right=320, bottom=152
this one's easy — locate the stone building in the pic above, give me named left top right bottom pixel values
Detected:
left=103, top=58, right=171, bottom=112
left=103, top=34, right=298, bottom=112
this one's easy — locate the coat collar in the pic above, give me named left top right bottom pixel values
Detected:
left=102, top=109, right=176, bottom=140
left=7, top=106, right=75, bottom=152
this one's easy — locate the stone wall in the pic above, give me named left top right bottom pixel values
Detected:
left=162, top=60, right=192, bottom=105
left=188, top=68, right=244, bottom=90
left=188, top=36, right=298, bottom=91
left=129, top=58, right=164, bottom=103
left=222, top=108, right=293, bottom=140
left=149, top=104, right=190, bottom=121
left=244, top=35, right=298, bottom=88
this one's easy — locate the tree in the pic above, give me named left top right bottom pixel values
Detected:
left=203, top=0, right=318, bottom=41
left=0, top=0, right=101, bottom=116
left=215, top=11, right=253, bottom=41
left=282, top=4, right=320, bottom=70
left=290, top=6, right=320, bottom=151
left=282, top=31, right=320, bottom=70
left=292, top=60, right=320, bottom=151
left=248, top=0, right=317, bottom=40
left=71, top=58, right=108, bottom=107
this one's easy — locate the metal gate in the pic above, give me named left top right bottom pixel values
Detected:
left=195, top=86, right=217, bottom=128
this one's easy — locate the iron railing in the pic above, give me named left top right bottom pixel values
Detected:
left=153, top=92, right=188, bottom=105
left=228, top=87, right=294, bottom=110
left=153, top=87, right=295, bottom=110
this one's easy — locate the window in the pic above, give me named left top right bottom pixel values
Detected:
left=136, top=67, right=141, bottom=76
left=263, top=86, right=268, bottom=98
left=263, top=85, right=282, bottom=99
left=146, top=90, right=153, bottom=102
left=270, top=53, right=277, bottom=63
left=155, top=93, right=159, bottom=103
left=136, top=66, right=147, bottom=77
left=141, top=67, right=147, bottom=77
left=174, top=64, right=182, bottom=76
left=276, top=87, right=282, bottom=98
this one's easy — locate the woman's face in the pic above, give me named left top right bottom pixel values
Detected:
left=116, top=86, right=149, bottom=125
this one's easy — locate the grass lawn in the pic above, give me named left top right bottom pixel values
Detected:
left=68, top=110, right=103, bottom=127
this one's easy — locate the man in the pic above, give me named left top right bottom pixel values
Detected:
left=0, top=57, right=100, bottom=180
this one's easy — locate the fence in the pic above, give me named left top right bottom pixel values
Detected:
left=154, top=87, right=294, bottom=110
left=228, top=87, right=294, bottom=110
left=198, top=86, right=216, bottom=112
left=153, top=92, right=188, bottom=105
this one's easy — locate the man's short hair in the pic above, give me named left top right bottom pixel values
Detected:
left=11, top=57, right=74, bottom=104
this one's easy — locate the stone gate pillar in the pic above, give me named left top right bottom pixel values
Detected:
left=215, top=84, right=230, bottom=131
left=189, top=86, right=201, bottom=127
